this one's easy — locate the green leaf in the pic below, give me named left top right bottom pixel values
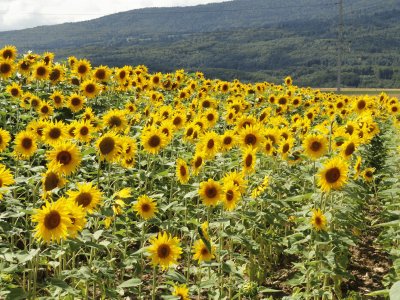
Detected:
left=366, top=289, right=389, bottom=297
left=93, top=230, right=103, bottom=241
left=117, top=278, right=141, bottom=288
left=48, top=278, right=77, bottom=294
left=259, top=288, right=282, bottom=293
left=5, top=288, right=27, bottom=300
left=390, top=281, right=400, bottom=300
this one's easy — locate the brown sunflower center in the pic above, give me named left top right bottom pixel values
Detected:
left=11, top=88, right=19, bottom=97
left=0, top=178, right=3, bottom=187
left=223, top=136, right=232, bottom=145
left=44, top=172, right=59, bottom=191
left=325, top=167, right=341, bottom=184
left=99, top=137, right=115, bottom=155
left=310, top=141, right=322, bottom=152
left=109, top=116, right=122, bottom=128
left=148, top=135, right=161, bottom=148
left=71, top=97, right=81, bottom=106
left=76, top=192, right=92, bottom=207
left=180, top=165, right=187, bottom=177
left=245, top=134, right=257, bottom=145
left=207, top=113, right=214, bottom=122
left=56, top=151, right=72, bottom=165
left=85, top=84, right=95, bottom=94
left=21, top=137, right=32, bottom=149
left=141, top=203, right=151, bottom=212
left=44, top=211, right=61, bottom=230
left=78, top=65, right=87, bottom=74
left=36, top=66, right=46, bottom=77
left=344, top=143, right=355, bottom=156
left=357, top=100, right=366, bottom=110
left=282, top=143, right=290, bottom=153
left=201, top=247, right=209, bottom=256
left=157, top=244, right=171, bottom=259
left=186, top=128, right=193, bottom=137
left=245, top=154, right=253, bottom=167
left=49, top=69, right=60, bottom=81
left=41, top=105, right=49, bottom=114
left=0, top=63, right=11, bottom=74
left=80, top=127, right=89, bottom=136
left=205, top=186, right=217, bottom=198
left=95, top=69, right=106, bottom=80
left=194, top=157, right=203, bottom=168
left=49, top=128, right=61, bottom=139
left=173, top=117, right=182, bottom=126
left=3, top=49, right=13, bottom=59
left=265, top=143, right=272, bottom=152
left=315, top=216, right=322, bottom=225
left=226, top=190, right=234, bottom=202
left=207, top=139, right=214, bottom=149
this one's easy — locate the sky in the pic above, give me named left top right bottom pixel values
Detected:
left=0, top=0, right=230, bottom=31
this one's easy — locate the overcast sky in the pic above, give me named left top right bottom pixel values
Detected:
left=0, top=0, right=230, bottom=31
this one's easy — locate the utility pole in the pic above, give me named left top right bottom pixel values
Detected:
left=337, top=0, right=344, bottom=92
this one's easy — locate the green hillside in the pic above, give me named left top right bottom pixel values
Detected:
left=1, top=0, right=399, bottom=87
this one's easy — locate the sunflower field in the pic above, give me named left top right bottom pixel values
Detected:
left=0, top=45, right=400, bottom=300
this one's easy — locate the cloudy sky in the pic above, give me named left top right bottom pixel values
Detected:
left=0, top=0, right=230, bottom=31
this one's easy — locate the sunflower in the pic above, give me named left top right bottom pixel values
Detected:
left=147, top=232, right=182, bottom=270
left=284, top=76, right=292, bottom=86
left=222, top=171, right=247, bottom=194
left=32, top=199, right=71, bottom=243
left=41, top=168, right=66, bottom=196
left=26, top=119, right=47, bottom=140
left=303, top=134, right=328, bottom=160
left=133, top=195, right=158, bottom=220
left=310, top=208, right=327, bottom=231
left=74, top=121, right=93, bottom=143
left=197, top=131, right=220, bottom=159
left=67, top=93, right=86, bottom=113
left=80, top=79, right=100, bottom=99
left=222, top=182, right=241, bottom=211
left=141, top=126, right=167, bottom=155
left=353, top=156, right=362, bottom=179
left=361, top=167, right=375, bottom=182
left=74, top=59, right=91, bottom=78
left=242, top=146, right=257, bottom=174
left=1, top=45, right=17, bottom=61
left=37, top=101, right=54, bottom=119
left=48, top=91, right=64, bottom=108
left=60, top=198, right=87, bottom=238
left=103, top=109, right=128, bottom=132
left=220, top=130, right=236, bottom=152
left=172, top=284, right=190, bottom=300
left=199, top=179, right=222, bottom=207
left=14, top=130, right=37, bottom=159
left=95, top=132, right=121, bottom=162
left=67, top=182, right=102, bottom=213
left=279, top=137, right=295, bottom=160
left=47, top=141, right=82, bottom=176
left=5, top=82, right=22, bottom=98
left=238, top=124, right=265, bottom=149
left=318, top=156, right=348, bottom=192
left=93, top=65, right=111, bottom=82
left=49, top=64, right=65, bottom=84
left=340, top=138, right=359, bottom=159
left=176, top=158, right=190, bottom=184
left=0, top=164, right=15, bottom=199
left=0, top=59, right=15, bottom=79
left=191, top=151, right=205, bottom=176
left=17, top=58, right=31, bottom=75
left=32, top=61, right=50, bottom=81
left=192, top=239, right=216, bottom=263
left=114, top=66, right=130, bottom=84
left=42, top=121, right=68, bottom=146
left=0, top=128, right=11, bottom=153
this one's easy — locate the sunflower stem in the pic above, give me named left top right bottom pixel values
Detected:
left=151, top=266, right=157, bottom=300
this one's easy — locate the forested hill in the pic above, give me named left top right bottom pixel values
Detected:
left=1, top=0, right=400, bottom=87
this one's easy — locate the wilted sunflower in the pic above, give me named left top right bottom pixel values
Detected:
left=141, top=126, right=167, bottom=155
left=67, top=93, right=86, bottom=113
left=147, top=232, right=182, bottom=270
left=176, top=158, right=190, bottom=184
left=14, top=130, right=37, bottom=159
left=318, top=156, right=348, bottom=192
left=192, top=239, right=216, bottom=263
left=96, top=132, right=121, bottom=162
left=67, top=182, right=102, bottom=213
left=303, top=134, right=328, bottom=160
left=47, top=141, right=82, bottom=175
left=0, top=164, right=15, bottom=199
left=133, top=195, right=158, bottom=220
left=0, top=59, right=15, bottom=79
left=172, top=284, right=190, bottom=300
left=0, top=128, right=11, bottom=153
left=310, top=208, right=327, bottom=231
left=32, top=199, right=71, bottom=243
left=199, top=179, right=222, bottom=207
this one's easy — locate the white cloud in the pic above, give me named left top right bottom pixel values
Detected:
left=0, top=0, right=230, bottom=31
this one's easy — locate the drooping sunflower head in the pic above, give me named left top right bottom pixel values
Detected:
left=199, top=178, right=222, bottom=207
left=133, top=195, right=158, bottom=220
left=318, top=156, right=348, bottom=192
left=67, top=182, right=102, bottom=214
left=147, top=232, right=182, bottom=270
